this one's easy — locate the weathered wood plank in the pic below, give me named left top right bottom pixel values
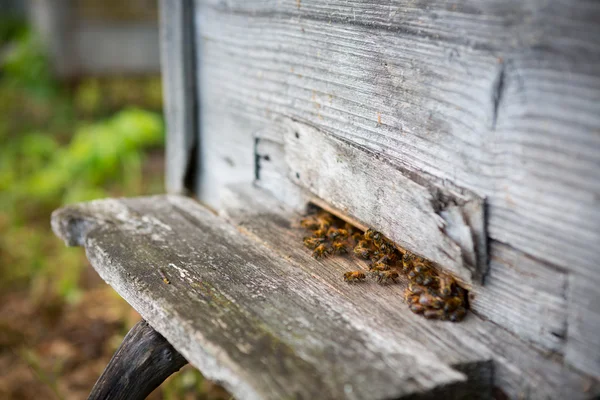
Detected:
left=51, top=194, right=492, bottom=400
left=160, top=0, right=198, bottom=194
left=469, top=242, right=568, bottom=353
left=219, top=184, right=599, bottom=400
left=192, top=0, right=600, bottom=281
left=88, top=320, right=188, bottom=400
left=566, top=274, right=600, bottom=379
left=283, top=120, right=486, bottom=285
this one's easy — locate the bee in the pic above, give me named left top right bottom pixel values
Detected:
left=303, top=236, right=325, bottom=249
left=376, top=270, right=399, bottom=284
left=401, top=252, right=417, bottom=273
left=331, top=241, right=348, bottom=254
left=406, top=283, right=426, bottom=296
left=369, top=261, right=390, bottom=272
left=365, top=228, right=382, bottom=244
left=408, top=264, right=436, bottom=286
left=443, top=296, right=463, bottom=313
left=312, top=228, right=328, bottom=238
left=343, top=271, right=366, bottom=282
left=351, top=231, right=363, bottom=242
left=313, top=244, right=330, bottom=259
left=448, top=306, right=467, bottom=322
left=300, top=217, right=320, bottom=230
left=424, top=309, right=446, bottom=320
left=316, top=212, right=334, bottom=230
left=409, top=303, right=426, bottom=314
left=159, top=269, right=170, bottom=284
left=353, top=246, right=371, bottom=259
left=404, top=290, right=420, bottom=304
left=327, top=227, right=349, bottom=240
left=437, top=275, right=455, bottom=298
left=418, top=292, right=444, bottom=309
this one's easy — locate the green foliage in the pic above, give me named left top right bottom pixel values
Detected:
left=0, top=23, right=165, bottom=302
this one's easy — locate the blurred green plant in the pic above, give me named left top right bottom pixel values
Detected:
left=0, top=24, right=164, bottom=303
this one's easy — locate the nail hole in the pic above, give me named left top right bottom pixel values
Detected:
left=296, top=172, right=300, bottom=179
left=263, top=155, right=270, bottom=161
left=295, top=132, right=300, bottom=139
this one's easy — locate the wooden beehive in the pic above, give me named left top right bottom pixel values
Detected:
left=52, top=0, right=600, bottom=398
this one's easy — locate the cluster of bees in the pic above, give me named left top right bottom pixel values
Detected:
left=300, top=209, right=468, bottom=322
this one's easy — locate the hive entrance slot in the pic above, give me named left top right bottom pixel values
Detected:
left=300, top=201, right=469, bottom=322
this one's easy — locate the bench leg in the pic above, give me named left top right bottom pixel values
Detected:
left=88, top=319, right=188, bottom=400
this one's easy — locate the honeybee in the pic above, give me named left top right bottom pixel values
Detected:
left=303, top=236, right=325, bottom=249
left=404, top=290, right=420, bottom=304
left=159, top=269, right=170, bottom=284
left=409, top=303, right=426, bottom=314
left=437, top=275, right=455, bottom=298
left=376, top=270, right=399, bottom=284
left=300, top=217, right=320, bottom=230
left=312, top=228, right=328, bottom=238
left=401, top=252, right=417, bottom=273
left=365, top=228, right=382, bottom=244
left=424, top=309, right=446, bottom=320
left=331, top=241, right=348, bottom=254
left=369, top=261, right=390, bottom=272
left=313, top=244, right=330, bottom=259
left=406, top=283, right=426, bottom=296
left=327, top=227, right=349, bottom=240
left=316, top=212, right=334, bottom=230
left=418, top=292, right=444, bottom=309
left=408, top=264, right=436, bottom=286
left=343, top=271, right=366, bottom=282
left=353, top=246, right=371, bottom=259
left=443, top=296, right=463, bottom=312
left=351, top=231, right=363, bottom=242
left=448, top=306, right=467, bottom=322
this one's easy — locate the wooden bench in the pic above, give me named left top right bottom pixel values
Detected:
left=52, top=0, right=600, bottom=398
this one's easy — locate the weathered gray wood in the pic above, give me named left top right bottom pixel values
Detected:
left=284, top=120, right=486, bottom=285
left=88, top=320, right=188, bottom=400
left=566, top=274, right=600, bottom=379
left=160, top=0, right=198, bottom=194
left=219, top=184, right=599, bottom=400
left=191, top=0, right=600, bottom=280
left=188, top=1, right=600, bottom=376
left=469, top=242, right=568, bottom=353
left=51, top=194, right=493, bottom=400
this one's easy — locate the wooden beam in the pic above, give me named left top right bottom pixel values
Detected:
left=160, top=0, right=198, bottom=194
left=88, top=320, right=188, bottom=400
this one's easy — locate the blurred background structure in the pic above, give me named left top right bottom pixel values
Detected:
left=0, top=2, right=226, bottom=399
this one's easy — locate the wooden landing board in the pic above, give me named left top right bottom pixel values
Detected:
left=52, top=187, right=599, bottom=399
left=52, top=194, right=488, bottom=400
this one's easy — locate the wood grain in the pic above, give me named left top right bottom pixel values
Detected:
left=160, top=0, right=198, bottom=195
left=219, top=184, right=599, bottom=400
left=469, top=242, right=568, bottom=353
left=283, top=120, right=486, bottom=285
left=52, top=194, right=491, bottom=400
left=88, top=320, right=188, bottom=400
left=191, top=0, right=600, bottom=280
left=566, top=273, right=600, bottom=379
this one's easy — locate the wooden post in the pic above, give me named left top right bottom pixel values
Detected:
left=88, top=320, right=188, bottom=400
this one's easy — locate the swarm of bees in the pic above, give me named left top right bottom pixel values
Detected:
left=402, top=254, right=468, bottom=322
left=300, top=208, right=469, bottom=322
